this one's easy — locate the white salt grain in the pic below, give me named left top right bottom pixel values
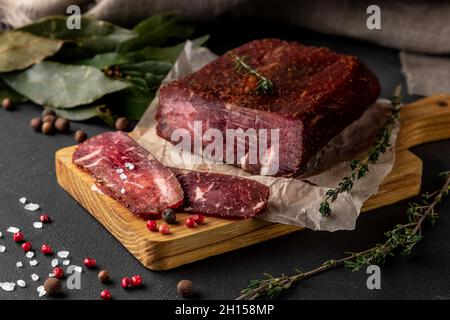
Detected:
left=0, top=245, right=5, bottom=253
left=7, top=226, right=20, bottom=233
left=125, top=162, right=135, bottom=170
left=0, top=231, right=3, bottom=238
left=29, top=259, right=38, bottom=266
left=26, top=251, right=35, bottom=259
left=19, top=197, right=27, bottom=204
left=0, top=282, right=15, bottom=292
left=39, top=291, right=46, bottom=297
left=57, top=251, right=69, bottom=259
left=119, top=173, right=127, bottom=180
left=116, top=168, right=124, bottom=173
left=24, top=203, right=40, bottom=211
left=48, top=273, right=55, bottom=277
left=120, top=188, right=125, bottom=194
left=72, top=265, right=83, bottom=273
left=16, top=261, right=23, bottom=268
left=51, top=259, right=59, bottom=267
left=31, top=274, right=39, bottom=281
left=33, top=221, right=43, bottom=229
left=16, top=280, right=26, bottom=288
left=37, top=285, right=45, bottom=292
left=62, top=260, right=70, bottom=266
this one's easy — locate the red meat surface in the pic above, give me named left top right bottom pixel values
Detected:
left=156, top=38, right=380, bottom=176
left=73, top=131, right=184, bottom=218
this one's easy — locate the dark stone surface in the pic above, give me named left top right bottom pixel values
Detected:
left=0, top=17, right=449, bottom=300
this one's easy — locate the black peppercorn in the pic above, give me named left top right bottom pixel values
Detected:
left=98, top=270, right=110, bottom=283
left=162, top=208, right=177, bottom=224
left=43, top=114, right=56, bottom=124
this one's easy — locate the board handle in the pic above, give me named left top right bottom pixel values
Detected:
left=397, top=94, right=450, bottom=150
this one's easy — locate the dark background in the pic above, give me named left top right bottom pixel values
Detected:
left=0, top=17, right=449, bottom=300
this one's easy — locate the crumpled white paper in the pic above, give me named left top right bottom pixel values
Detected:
left=132, top=40, right=400, bottom=231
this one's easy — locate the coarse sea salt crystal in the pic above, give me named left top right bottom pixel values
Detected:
left=19, top=197, right=27, bottom=204
left=7, top=226, right=20, bottom=233
left=39, top=291, right=46, bottom=297
left=37, top=285, right=45, bottom=293
left=31, top=274, right=39, bottom=281
left=57, top=251, right=69, bottom=259
left=48, top=273, right=55, bottom=277
left=16, top=280, right=26, bottom=288
left=29, top=259, right=38, bottom=266
left=116, top=168, right=124, bottom=173
left=0, top=282, right=15, bottom=292
left=26, top=251, right=34, bottom=259
left=16, top=261, right=23, bottom=268
left=0, top=245, right=5, bottom=253
left=51, top=259, right=59, bottom=267
left=24, top=203, right=40, bottom=211
left=125, top=162, right=135, bottom=170
left=119, top=173, right=127, bottom=180
left=62, top=260, right=70, bottom=266
left=120, top=188, right=125, bottom=194
left=33, top=222, right=43, bottom=229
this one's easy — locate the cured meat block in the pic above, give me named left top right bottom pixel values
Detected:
left=172, top=169, right=270, bottom=219
left=156, top=38, right=380, bottom=176
left=73, top=131, right=183, bottom=218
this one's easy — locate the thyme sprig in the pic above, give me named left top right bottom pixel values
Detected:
left=319, top=86, right=403, bottom=217
left=229, top=53, right=274, bottom=95
left=238, top=171, right=450, bottom=300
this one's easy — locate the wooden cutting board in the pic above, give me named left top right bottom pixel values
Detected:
left=55, top=95, right=450, bottom=270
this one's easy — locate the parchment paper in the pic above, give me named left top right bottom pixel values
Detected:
left=132, top=40, right=400, bottom=232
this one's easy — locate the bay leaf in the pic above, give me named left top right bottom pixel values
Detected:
left=19, top=16, right=136, bottom=55
left=108, top=86, right=154, bottom=120
left=119, top=61, right=172, bottom=75
left=2, top=61, right=129, bottom=108
left=0, top=31, right=63, bottom=72
left=123, top=35, right=209, bottom=63
left=0, top=79, right=27, bottom=103
left=75, top=52, right=128, bottom=69
left=52, top=104, right=116, bottom=127
left=117, top=14, right=195, bottom=53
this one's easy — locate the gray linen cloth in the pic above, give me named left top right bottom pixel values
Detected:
left=0, top=0, right=449, bottom=95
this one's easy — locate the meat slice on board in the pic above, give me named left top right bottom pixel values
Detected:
left=172, top=168, right=270, bottom=219
left=156, top=38, right=380, bottom=177
left=73, top=131, right=184, bottom=218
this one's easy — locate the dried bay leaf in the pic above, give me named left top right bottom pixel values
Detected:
left=19, top=16, right=136, bottom=55
left=108, top=86, right=154, bottom=120
left=0, top=31, right=63, bottom=72
left=75, top=52, right=128, bottom=69
left=0, top=79, right=27, bottom=103
left=117, top=14, right=195, bottom=53
left=2, top=61, right=129, bottom=108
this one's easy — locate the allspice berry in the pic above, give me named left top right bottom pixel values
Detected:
left=98, top=270, right=110, bottom=283
left=2, top=98, right=12, bottom=110
left=177, top=280, right=194, bottom=298
left=30, top=117, right=43, bottom=132
left=55, top=117, right=70, bottom=133
left=74, top=130, right=87, bottom=143
left=44, top=277, right=62, bottom=296
left=115, top=117, right=129, bottom=131
left=42, top=114, right=56, bottom=124
left=42, top=108, right=56, bottom=117
left=42, top=121, right=55, bottom=135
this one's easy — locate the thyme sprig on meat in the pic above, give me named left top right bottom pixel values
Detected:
left=319, top=86, right=403, bottom=217
left=238, top=171, right=450, bottom=300
left=229, top=53, right=274, bottom=95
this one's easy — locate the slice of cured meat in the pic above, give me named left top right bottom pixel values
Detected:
left=171, top=169, right=270, bottom=219
left=73, top=131, right=183, bottom=218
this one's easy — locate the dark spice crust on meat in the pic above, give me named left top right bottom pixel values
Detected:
left=156, top=38, right=380, bottom=176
